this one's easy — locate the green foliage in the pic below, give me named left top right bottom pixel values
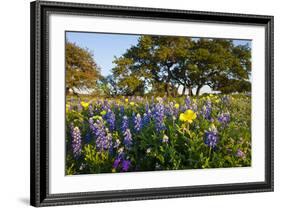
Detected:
left=66, top=41, right=102, bottom=95
left=65, top=94, right=251, bottom=174
left=111, top=36, right=251, bottom=96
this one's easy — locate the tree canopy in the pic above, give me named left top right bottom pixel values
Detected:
left=66, top=41, right=101, bottom=95
left=66, top=35, right=251, bottom=97
left=112, top=36, right=251, bottom=96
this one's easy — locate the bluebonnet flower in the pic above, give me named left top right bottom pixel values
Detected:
left=91, top=118, right=112, bottom=151
left=113, top=157, right=121, bottom=169
left=112, top=150, right=131, bottom=172
left=77, top=99, right=82, bottom=112
left=151, top=96, right=155, bottom=105
left=165, top=102, right=174, bottom=117
left=105, top=130, right=113, bottom=152
left=134, top=113, right=142, bottom=132
left=145, top=103, right=152, bottom=118
left=112, top=151, right=124, bottom=165
left=71, top=126, right=82, bottom=158
left=105, top=110, right=116, bottom=131
left=236, top=149, right=245, bottom=158
left=142, top=113, right=150, bottom=126
left=204, top=124, right=219, bottom=149
left=179, top=105, right=187, bottom=113
left=119, top=105, right=125, bottom=115
left=154, top=98, right=166, bottom=132
left=202, top=100, right=212, bottom=120
left=89, top=117, right=95, bottom=132
left=122, top=160, right=131, bottom=172
left=185, top=96, right=191, bottom=109
left=123, top=128, right=133, bottom=148
left=145, top=102, right=150, bottom=113
left=121, top=116, right=129, bottom=133
left=102, top=100, right=110, bottom=111
left=218, top=112, right=230, bottom=125
left=88, top=104, right=94, bottom=117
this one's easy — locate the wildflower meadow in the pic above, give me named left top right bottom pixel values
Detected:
left=66, top=94, right=251, bottom=175
left=65, top=32, right=252, bottom=175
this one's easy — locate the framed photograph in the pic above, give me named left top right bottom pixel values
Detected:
left=30, top=0, right=274, bottom=207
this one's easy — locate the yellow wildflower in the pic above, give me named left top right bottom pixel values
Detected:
left=80, top=101, right=89, bottom=109
left=125, top=98, right=129, bottom=102
left=179, top=109, right=197, bottom=123
left=93, top=115, right=102, bottom=120
left=100, top=110, right=107, bottom=116
left=174, top=103, right=180, bottom=109
left=130, top=102, right=135, bottom=106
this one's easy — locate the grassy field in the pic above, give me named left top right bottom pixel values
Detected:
left=65, top=94, right=251, bottom=175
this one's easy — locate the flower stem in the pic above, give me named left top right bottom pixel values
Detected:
left=208, top=147, right=212, bottom=159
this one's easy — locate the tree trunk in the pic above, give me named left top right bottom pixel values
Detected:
left=196, top=85, right=202, bottom=96
left=165, top=83, right=170, bottom=97
left=188, top=87, right=193, bottom=96
left=172, top=85, right=177, bottom=97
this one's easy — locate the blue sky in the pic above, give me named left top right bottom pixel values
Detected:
left=66, top=31, right=251, bottom=77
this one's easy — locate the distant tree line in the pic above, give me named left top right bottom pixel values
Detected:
left=66, top=35, right=251, bottom=97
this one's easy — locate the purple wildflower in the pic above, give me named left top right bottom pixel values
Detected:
left=102, top=100, right=110, bottom=111
left=71, top=126, right=82, bottom=158
left=185, top=96, right=191, bottom=109
left=204, top=125, right=219, bottom=148
left=92, top=118, right=112, bottom=151
left=77, top=100, right=82, bottom=112
left=154, top=99, right=166, bottom=132
left=145, top=103, right=152, bottom=120
left=123, top=128, right=133, bottom=148
left=236, top=149, right=245, bottom=158
left=145, top=102, right=150, bottom=113
left=89, top=117, right=95, bottom=132
left=121, top=116, right=129, bottom=133
left=202, top=100, right=212, bottom=120
left=218, top=112, right=230, bottom=125
left=119, top=105, right=125, bottom=115
left=134, top=113, right=142, bottom=132
left=165, top=102, right=174, bottom=117
left=113, top=157, right=121, bottom=169
left=105, top=110, right=115, bottom=131
left=88, top=104, right=94, bottom=117
left=142, top=113, right=150, bottom=126
left=122, top=160, right=131, bottom=172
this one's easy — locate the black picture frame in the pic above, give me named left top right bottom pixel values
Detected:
left=30, top=0, right=274, bottom=207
